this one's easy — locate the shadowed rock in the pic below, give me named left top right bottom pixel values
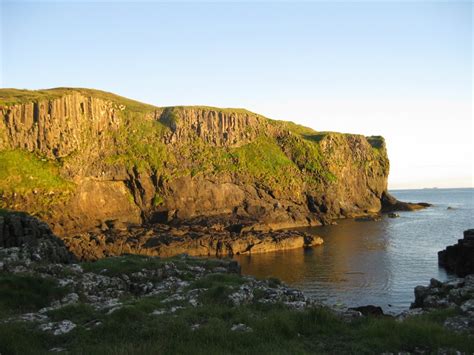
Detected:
left=438, top=229, right=474, bottom=277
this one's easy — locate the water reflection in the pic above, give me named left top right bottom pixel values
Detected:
left=236, top=219, right=398, bottom=310
left=235, top=189, right=472, bottom=313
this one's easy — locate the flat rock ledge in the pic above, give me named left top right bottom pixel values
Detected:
left=1, top=211, right=323, bottom=261
left=62, top=223, right=323, bottom=261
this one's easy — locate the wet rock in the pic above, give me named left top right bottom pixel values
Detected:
left=64, top=224, right=323, bottom=260
left=355, top=215, right=381, bottom=222
left=388, top=213, right=400, bottom=218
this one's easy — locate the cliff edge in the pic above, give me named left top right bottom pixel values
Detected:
left=0, top=88, right=419, bottom=240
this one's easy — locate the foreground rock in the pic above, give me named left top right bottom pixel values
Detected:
left=0, top=244, right=317, bottom=334
left=0, top=212, right=75, bottom=264
left=409, top=276, right=474, bottom=333
left=66, top=223, right=323, bottom=261
left=438, top=229, right=474, bottom=277
left=0, top=225, right=472, bottom=354
left=1, top=211, right=322, bottom=261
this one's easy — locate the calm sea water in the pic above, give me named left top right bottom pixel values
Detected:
left=235, top=188, right=474, bottom=314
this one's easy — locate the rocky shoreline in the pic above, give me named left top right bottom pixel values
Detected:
left=408, top=276, right=474, bottom=333
left=0, top=211, right=472, bottom=353
left=1, top=211, right=323, bottom=261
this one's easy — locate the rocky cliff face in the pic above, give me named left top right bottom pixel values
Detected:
left=0, top=92, right=128, bottom=164
left=160, top=106, right=271, bottom=147
left=0, top=88, right=394, bottom=236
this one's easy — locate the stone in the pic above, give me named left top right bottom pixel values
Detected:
left=460, top=299, right=474, bottom=314
left=443, top=316, right=472, bottom=333
left=231, top=323, right=253, bottom=332
left=349, top=305, right=385, bottom=316
left=39, top=320, right=76, bottom=335
left=438, top=230, right=474, bottom=277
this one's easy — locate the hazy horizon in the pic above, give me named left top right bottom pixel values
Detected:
left=1, top=1, right=472, bottom=189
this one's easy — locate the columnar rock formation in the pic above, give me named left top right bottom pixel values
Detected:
left=438, top=229, right=474, bottom=277
left=0, top=88, right=412, bottom=240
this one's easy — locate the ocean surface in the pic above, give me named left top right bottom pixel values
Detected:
left=235, top=188, right=474, bottom=314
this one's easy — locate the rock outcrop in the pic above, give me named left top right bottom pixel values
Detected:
left=0, top=88, right=423, bottom=251
left=410, top=276, right=474, bottom=333
left=438, top=229, right=474, bottom=277
left=381, top=191, right=431, bottom=212
left=0, top=212, right=75, bottom=264
left=63, top=221, right=322, bottom=261
left=160, top=106, right=271, bottom=147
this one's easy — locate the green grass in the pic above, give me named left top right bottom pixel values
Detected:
left=0, top=150, right=74, bottom=215
left=230, top=136, right=302, bottom=191
left=189, top=272, right=245, bottom=290
left=0, top=274, right=68, bottom=316
left=82, top=254, right=232, bottom=278
left=82, top=255, right=166, bottom=277
left=0, top=88, right=157, bottom=113
left=1, top=300, right=471, bottom=355
left=0, top=150, right=73, bottom=194
left=47, top=304, right=99, bottom=324
left=106, top=111, right=170, bottom=172
left=0, top=256, right=472, bottom=355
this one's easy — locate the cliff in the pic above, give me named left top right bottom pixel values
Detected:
left=0, top=88, right=394, bottom=237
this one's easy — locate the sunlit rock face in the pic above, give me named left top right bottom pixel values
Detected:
left=0, top=88, right=397, bottom=246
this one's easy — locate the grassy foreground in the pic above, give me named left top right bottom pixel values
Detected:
left=0, top=256, right=472, bottom=355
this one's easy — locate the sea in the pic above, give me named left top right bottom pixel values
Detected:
left=235, top=188, right=474, bottom=314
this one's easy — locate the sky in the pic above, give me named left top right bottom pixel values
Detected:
left=1, top=1, right=472, bottom=189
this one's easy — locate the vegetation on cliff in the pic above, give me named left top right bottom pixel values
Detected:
left=0, top=88, right=157, bottom=112
left=0, top=150, right=74, bottom=215
left=0, top=87, right=390, bottom=233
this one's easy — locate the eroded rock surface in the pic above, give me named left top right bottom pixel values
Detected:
left=63, top=222, right=322, bottom=261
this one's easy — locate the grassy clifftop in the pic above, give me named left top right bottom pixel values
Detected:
left=0, top=88, right=157, bottom=113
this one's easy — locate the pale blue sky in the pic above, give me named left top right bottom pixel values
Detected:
left=1, top=1, right=472, bottom=188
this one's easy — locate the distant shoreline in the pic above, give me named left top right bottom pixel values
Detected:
left=389, top=187, right=473, bottom=191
